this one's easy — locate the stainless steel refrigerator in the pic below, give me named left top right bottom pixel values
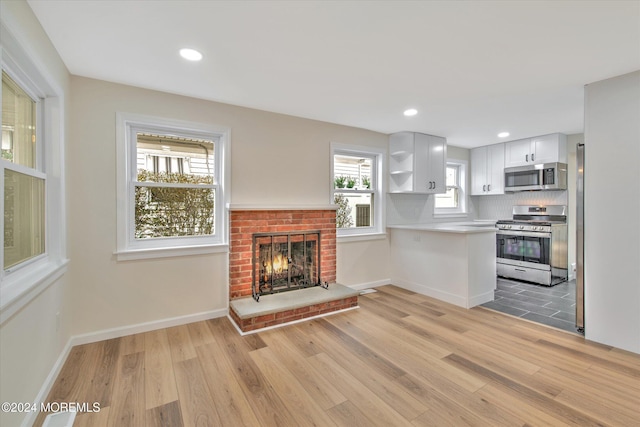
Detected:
left=576, top=143, right=585, bottom=332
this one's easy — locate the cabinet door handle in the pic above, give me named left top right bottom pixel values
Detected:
left=487, top=184, right=491, bottom=192
left=483, top=184, right=486, bottom=192
left=432, top=181, right=436, bottom=189
left=531, top=153, right=535, bottom=162
left=526, top=154, right=529, bottom=162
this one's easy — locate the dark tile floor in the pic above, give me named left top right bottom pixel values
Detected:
left=481, top=278, right=582, bottom=334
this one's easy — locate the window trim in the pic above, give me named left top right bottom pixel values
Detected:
left=331, top=143, right=385, bottom=238
left=115, top=113, right=230, bottom=260
left=434, top=159, right=468, bottom=216
left=0, top=20, right=68, bottom=321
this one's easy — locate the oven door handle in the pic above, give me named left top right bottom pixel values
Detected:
left=498, top=230, right=551, bottom=238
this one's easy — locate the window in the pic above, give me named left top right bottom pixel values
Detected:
left=434, top=160, right=467, bottom=215
left=1, top=71, right=46, bottom=270
left=1, top=25, right=67, bottom=318
left=116, top=114, right=229, bottom=259
left=331, top=144, right=385, bottom=237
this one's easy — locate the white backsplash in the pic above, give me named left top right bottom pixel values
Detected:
left=473, top=190, right=568, bottom=220
left=386, top=193, right=479, bottom=225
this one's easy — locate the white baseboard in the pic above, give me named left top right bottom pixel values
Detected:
left=345, top=279, right=391, bottom=291
left=21, top=339, right=74, bottom=427
left=70, top=308, right=228, bottom=346
left=22, top=308, right=228, bottom=426
left=468, top=291, right=495, bottom=308
left=392, top=278, right=468, bottom=308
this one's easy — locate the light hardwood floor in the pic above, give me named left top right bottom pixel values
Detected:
left=34, top=285, right=640, bottom=426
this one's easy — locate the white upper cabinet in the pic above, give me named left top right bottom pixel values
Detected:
left=471, top=143, right=504, bottom=195
left=389, top=132, right=447, bottom=194
left=504, top=133, right=567, bottom=168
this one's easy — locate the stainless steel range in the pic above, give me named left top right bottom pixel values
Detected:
left=496, top=205, right=568, bottom=286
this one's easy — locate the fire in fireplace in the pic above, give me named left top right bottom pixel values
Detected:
left=252, top=230, right=328, bottom=301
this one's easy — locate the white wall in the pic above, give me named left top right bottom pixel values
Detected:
left=0, top=2, right=71, bottom=426
left=69, top=76, right=391, bottom=336
left=583, top=70, right=640, bottom=353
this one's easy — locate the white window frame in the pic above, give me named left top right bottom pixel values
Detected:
left=434, top=159, right=468, bottom=217
left=115, top=113, right=230, bottom=260
left=0, top=22, right=68, bottom=323
left=331, top=143, right=385, bottom=240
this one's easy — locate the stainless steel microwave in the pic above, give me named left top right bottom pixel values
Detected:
left=504, top=162, right=567, bottom=192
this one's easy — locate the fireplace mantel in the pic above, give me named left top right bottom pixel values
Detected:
left=229, top=204, right=337, bottom=211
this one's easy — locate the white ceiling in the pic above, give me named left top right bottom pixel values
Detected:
left=27, top=0, right=640, bottom=148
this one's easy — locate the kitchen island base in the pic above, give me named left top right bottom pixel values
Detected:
left=389, top=225, right=496, bottom=308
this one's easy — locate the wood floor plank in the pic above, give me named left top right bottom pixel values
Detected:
left=195, top=341, right=262, bottom=427
left=249, top=346, right=339, bottom=426
left=35, top=285, right=640, bottom=426
left=320, top=313, right=486, bottom=394
left=166, top=324, right=197, bottom=363
left=146, top=401, right=183, bottom=427
left=444, top=353, right=605, bottom=426
left=186, top=320, right=217, bottom=347
left=309, top=319, right=429, bottom=421
left=396, top=371, right=522, bottom=426
left=259, top=329, right=347, bottom=410
left=143, top=329, right=179, bottom=409
left=119, top=332, right=145, bottom=356
left=309, top=352, right=415, bottom=427
left=173, top=358, right=221, bottom=427
left=474, top=384, right=570, bottom=427
left=326, top=400, right=378, bottom=427
left=107, top=352, right=145, bottom=427
left=86, top=338, right=121, bottom=407
left=73, top=406, right=111, bottom=427
left=206, top=317, right=300, bottom=426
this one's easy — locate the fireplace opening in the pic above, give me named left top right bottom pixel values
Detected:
left=252, top=230, right=328, bottom=301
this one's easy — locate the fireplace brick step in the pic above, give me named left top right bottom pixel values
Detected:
left=229, top=283, right=359, bottom=333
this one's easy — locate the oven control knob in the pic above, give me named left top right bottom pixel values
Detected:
left=519, top=225, right=524, bottom=230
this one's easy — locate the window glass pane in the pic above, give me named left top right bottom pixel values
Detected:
left=445, top=166, right=457, bottom=186
left=434, top=188, right=459, bottom=208
left=334, top=192, right=372, bottom=228
left=4, top=169, right=45, bottom=269
left=333, top=154, right=372, bottom=189
left=2, top=71, right=37, bottom=168
left=135, top=185, right=215, bottom=238
left=136, top=133, right=214, bottom=184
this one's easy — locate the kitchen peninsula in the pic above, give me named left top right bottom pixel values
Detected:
left=388, top=222, right=497, bottom=309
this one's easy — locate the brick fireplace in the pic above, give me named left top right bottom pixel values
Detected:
left=228, top=207, right=358, bottom=332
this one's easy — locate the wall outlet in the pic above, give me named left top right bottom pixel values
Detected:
left=571, top=262, right=576, bottom=272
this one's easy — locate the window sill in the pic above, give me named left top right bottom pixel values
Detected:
left=433, top=212, right=470, bottom=219
left=115, top=243, right=229, bottom=261
left=0, top=259, right=69, bottom=325
left=337, top=232, right=387, bottom=243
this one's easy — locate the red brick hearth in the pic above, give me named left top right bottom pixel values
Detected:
left=228, top=208, right=357, bottom=333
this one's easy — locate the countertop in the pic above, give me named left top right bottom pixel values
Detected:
left=387, top=220, right=497, bottom=234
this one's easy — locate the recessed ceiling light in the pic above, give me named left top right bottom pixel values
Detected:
left=179, top=48, right=203, bottom=61
left=498, top=132, right=510, bottom=138
left=403, top=108, right=418, bottom=117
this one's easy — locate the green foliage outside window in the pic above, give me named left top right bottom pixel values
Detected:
left=334, top=193, right=353, bottom=229
left=135, top=170, right=214, bottom=239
